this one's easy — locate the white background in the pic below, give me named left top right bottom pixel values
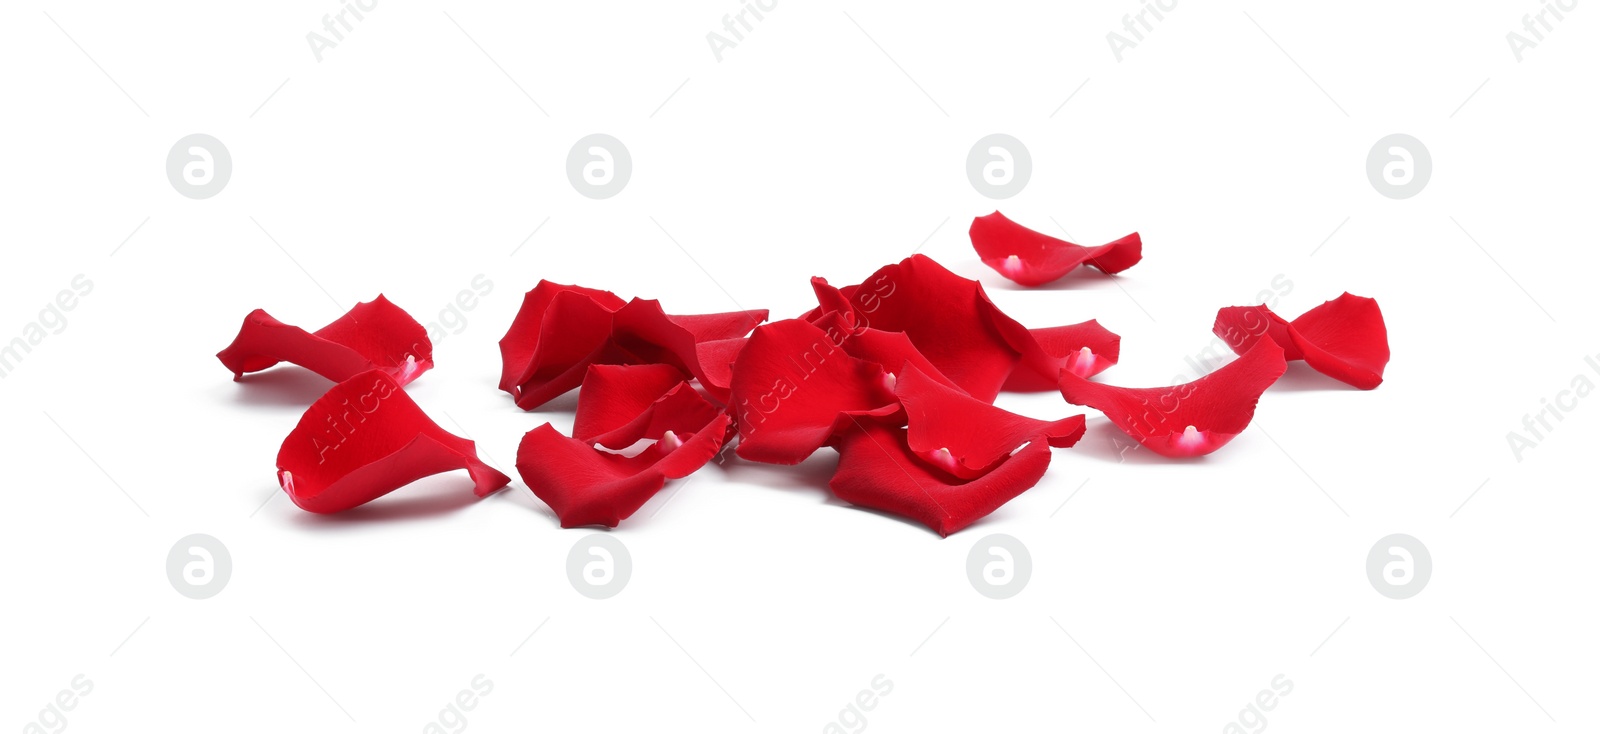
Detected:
left=2, top=1, right=1596, bottom=732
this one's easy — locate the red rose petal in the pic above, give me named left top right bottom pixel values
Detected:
left=498, top=281, right=768, bottom=411
left=992, top=318, right=1122, bottom=391
left=809, top=310, right=966, bottom=393
left=610, top=299, right=768, bottom=403
left=828, top=421, right=1052, bottom=536
left=897, top=365, right=1084, bottom=479
left=275, top=369, right=509, bottom=513
left=810, top=256, right=1022, bottom=402
left=970, top=211, right=1141, bottom=286
left=1212, top=305, right=1303, bottom=360
left=1213, top=293, right=1388, bottom=389
left=573, top=364, right=721, bottom=450
left=571, top=364, right=685, bottom=443
left=729, top=318, right=900, bottom=464
left=693, top=337, right=749, bottom=396
left=516, top=414, right=732, bottom=528
left=217, top=295, right=432, bottom=386
left=1059, top=340, right=1287, bottom=458
left=498, top=282, right=628, bottom=410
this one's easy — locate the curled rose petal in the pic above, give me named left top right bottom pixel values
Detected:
left=730, top=318, right=899, bottom=464
left=1059, top=340, right=1287, bottom=458
left=693, top=337, right=749, bottom=396
left=828, top=421, right=1052, bottom=536
left=809, top=310, right=966, bottom=393
left=498, top=282, right=628, bottom=410
left=969, top=211, right=1141, bottom=286
left=993, top=318, right=1122, bottom=391
left=497, top=281, right=766, bottom=410
left=610, top=299, right=768, bottom=403
left=275, top=369, right=509, bottom=513
left=809, top=256, right=1021, bottom=402
left=573, top=364, right=721, bottom=450
left=897, top=365, right=1084, bottom=479
left=217, top=295, right=432, bottom=386
left=516, top=414, right=732, bottom=528
left=1214, top=293, right=1389, bottom=390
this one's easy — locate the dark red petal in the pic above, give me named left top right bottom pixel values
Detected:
left=217, top=295, right=432, bottom=386
left=498, top=282, right=627, bottom=409
left=1059, top=340, right=1287, bottom=458
left=573, top=366, right=721, bottom=450
left=897, top=366, right=1084, bottom=479
left=610, top=299, right=768, bottom=403
left=516, top=414, right=732, bottom=528
left=994, top=319, right=1122, bottom=391
left=828, top=421, right=1052, bottom=536
left=1213, top=293, right=1388, bottom=389
left=813, top=255, right=1021, bottom=402
left=275, top=370, right=509, bottom=513
left=970, top=211, right=1142, bottom=286
left=729, top=318, right=899, bottom=464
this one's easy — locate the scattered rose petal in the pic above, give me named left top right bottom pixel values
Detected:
left=828, top=421, right=1052, bottom=536
left=808, top=256, right=1022, bottom=402
left=897, top=365, right=1084, bottom=479
left=498, top=282, right=767, bottom=410
left=610, top=299, right=768, bottom=403
left=573, top=364, right=722, bottom=450
left=694, top=337, right=750, bottom=396
left=217, top=295, right=432, bottom=386
left=1213, top=293, right=1389, bottom=389
left=516, top=414, right=732, bottom=528
left=498, top=282, right=628, bottom=410
left=992, top=318, right=1122, bottom=391
left=969, top=211, right=1141, bottom=286
left=730, top=318, right=900, bottom=464
left=1058, top=340, right=1287, bottom=458
left=809, top=310, right=967, bottom=393
left=275, top=369, right=509, bottom=513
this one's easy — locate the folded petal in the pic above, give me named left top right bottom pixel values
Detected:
left=1212, top=305, right=1303, bottom=360
left=573, top=364, right=721, bottom=450
left=498, top=282, right=628, bottom=409
left=811, top=255, right=1021, bottom=402
left=693, top=337, right=749, bottom=396
left=1059, top=340, right=1287, bottom=458
left=828, top=421, right=1052, bottom=536
left=516, top=414, right=732, bottom=528
left=217, top=295, right=432, bottom=385
left=1213, top=293, right=1388, bottom=389
left=730, top=318, right=899, bottom=464
left=611, top=299, right=768, bottom=404
left=897, top=365, right=1084, bottom=479
left=970, top=211, right=1141, bottom=286
left=993, top=318, right=1122, bottom=391
left=275, top=370, right=509, bottom=513
left=809, top=310, right=966, bottom=393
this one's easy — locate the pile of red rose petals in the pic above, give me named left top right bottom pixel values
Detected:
left=216, top=211, right=1390, bottom=535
